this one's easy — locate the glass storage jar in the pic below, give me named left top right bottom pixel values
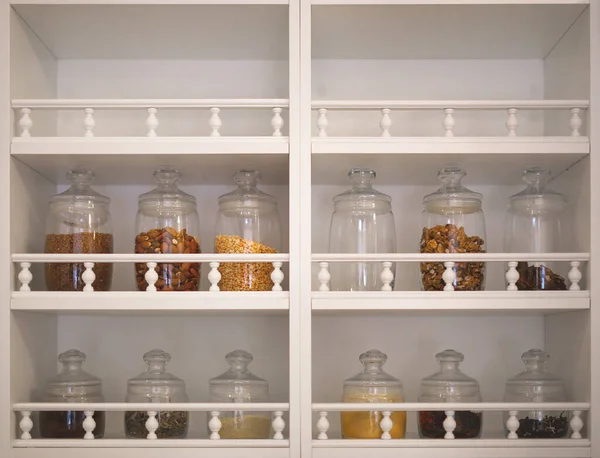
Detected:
left=420, top=167, right=486, bottom=291
left=215, top=170, right=281, bottom=291
left=504, top=166, right=569, bottom=290
left=418, top=349, right=482, bottom=439
left=341, top=349, right=406, bottom=439
left=328, top=168, right=397, bottom=291
left=504, top=349, right=569, bottom=438
left=209, top=350, right=271, bottom=439
left=125, top=349, right=189, bottom=439
left=39, top=349, right=105, bottom=438
left=134, top=168, right=201, bottom=291
left=45, top=168, right=113, bottom=291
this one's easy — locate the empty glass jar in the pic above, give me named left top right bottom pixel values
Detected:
left=504, top=349, right=569, bottom=438
left=125, top=349, right=189, bottom=439
left=39, top=349, right=105, bottom=438
left=134, top=168, right=201, bottom=291
left=420, top=167, right=486, bottom=291
left=209, top=350, right=271, bottom=439
left=215, top=170, right=281, bottom=291
left=418, top=349, right=482, bottom=439
left=328, top=168, right=397, bottom=291
left=504, top=167, right=569, bottom=290
left=341, top=349, right=406, bottom=439
left=45, top=168, right=113, bottom=291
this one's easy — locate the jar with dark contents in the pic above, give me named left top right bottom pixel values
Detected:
left=39, top=349, right=105, bottom=439
left=135, top=168, right=201, bottom=291
left=45, top=168, right=113, bottom=291
left=418, top=349, right=482, bottom=439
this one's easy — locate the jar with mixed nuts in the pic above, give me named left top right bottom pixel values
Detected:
left=135, top=168, right=201, bottom=291
left=45, top=168, right=113, bottom=291
left=215, top=171, right=281, bottom=291
left=420, top=167, right=486, bottom=291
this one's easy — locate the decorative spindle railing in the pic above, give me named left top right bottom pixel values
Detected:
left=312, top=100, right=589, bottom=137
left=313, top=254, right=588, bottom=292
left=14, top=403, right=288, bottom=442
left=312, top=403, right=589, bottom=441
left=12, top=99, right=288, bottom=138
left=13, top=254, right=288, bottom=292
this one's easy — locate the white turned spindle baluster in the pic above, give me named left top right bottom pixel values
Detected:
left=145, top=262, right=158, bottom=292
left=443, top=108, right=455, bottom=137
left=506, top=261, right=519, bottom=291
left=209, top=411, right=222, bottom=439
left=507, top=410, right=519, bottom=439
left=272, top=108, right=284, bottom=137
left=317, top=109, right=328, bottom=137
left=571, top=108, right=582, bottom=137
left=83, top=108, right=95, bottom=137
left=380, top=261, right=394, bottom=291
left=82, top=262, right=96, bottom=292
left=272, top=411, right=285, bottom=439
left=83, top=411, right=96, bottom=439
left=380, top=108, right=392, bottom=137
left=443, top=411, right=456, bottom=439
left=18, top=262, right=33, bottom=292
left=570, top=411, right=584, bottom=439
left=318, top=262, right=331, bottom=292
left=209, top=107, right=222, bottom=137
left=569, top=261, right=582, bottom=290
left=271, top=262, right=284, bottom=291
left=442, top=262, right=456, bottom=291
left=146, top=108, right=158, bottom=137
left=19, top=108, right=32, bottom=137
left=506, top=108, right=518, bottom=137
left=19, top=411, right=33, bottom=439
left=380, top=411, right=393, bottom=439
left=145, top=411, right=159, bottom=439
left=317, top=411, right=329, bottom=440
left=208, top=262, right=221, bottom=292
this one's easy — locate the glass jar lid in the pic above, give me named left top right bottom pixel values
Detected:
left=209, top=349, right=267, bottom=386
left=334, top=168, right=392, bottom=209
left=138, top=168, right=196, bottom=209
left=218, top=170, right=277, bottom=210
left=127, top=349, right=186, bottom=389
left=508, top=166, right=567, bottom=213
left=43, top=349, right=103, bottom=397
left=506, top=349, right=564, bottom=387
left=419, top=349, right=481, bottom=401
left=344, top=349, right=401, bottom=387
left=423, top=167, right=482, bottom=214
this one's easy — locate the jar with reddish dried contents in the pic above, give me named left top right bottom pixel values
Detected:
left=420, top=167, right=486, bottom=291
left=215, top=171, right=281, bottom=291
left=135, top=168, right=200, bottom=291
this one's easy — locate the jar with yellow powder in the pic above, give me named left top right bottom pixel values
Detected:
left=341, top=349, right=406, bottom=439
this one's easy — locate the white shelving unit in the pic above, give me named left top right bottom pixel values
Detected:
left=0, top=0, right=597, bottom=458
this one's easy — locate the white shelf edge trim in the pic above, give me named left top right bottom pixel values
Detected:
left=311, top=402, right=589, bottom=411
left=12, top=99, right=290, bottom=109
left=312, top=253, right=589, bottom=262
left=13, top=253, right=289, bottom=262
left=15, top=402, right=289, bottom=411
left=13, top=440, right=291, bottom=448
left=311, top=100, right=590, bottom=110
left=311, top=439, right=591, bottom=449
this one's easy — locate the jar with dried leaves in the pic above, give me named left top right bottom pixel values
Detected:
left=420, top=167, right=486, bottom=291
left=135, top=168, right=201, bottom=291
left=125, top=349, right=189, bottom=439
left=45, top=168, right=113, bottom=291
left=215, top=171, right=281, bottom=291
left=504, top=167, right=570, bottom=290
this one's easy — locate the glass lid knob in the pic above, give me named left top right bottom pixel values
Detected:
left=359, top=349, right=387, bottom=365
left=154, top=167, right=181, bottom=185
left=234, top=170, right=261, bottom=186
left=437, top=166, right=466, bottom=189
left=58, top=349, right=86, bottom=364
left=66, top=167, right=95, bottom=186
left=522, top=166, right=551, bottom=189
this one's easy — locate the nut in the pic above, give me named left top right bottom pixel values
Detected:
left=135, top=226, right=201, bottom=291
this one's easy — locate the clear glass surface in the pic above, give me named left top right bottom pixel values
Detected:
left=420, top=167, right=486, bottom=291
left=45, top=168, right=113, bottom=291
left=418, top=349, right=482, bottom=439
left=504, top=166, right=569, bottom=290
left=40, top=349, right=105, bottom=438
left=134, top=168, right=201, bottom=292
left=503, top=349, right=569, bottom=438
left=209, top=350, right=271, bottom=439
left=328, top=169, right=397, bottom=291
left=341, top=349, right=406, bottom=439
left=215, top=171, right=281, bottom=291
left=125, top=349, right=189, bottom=439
